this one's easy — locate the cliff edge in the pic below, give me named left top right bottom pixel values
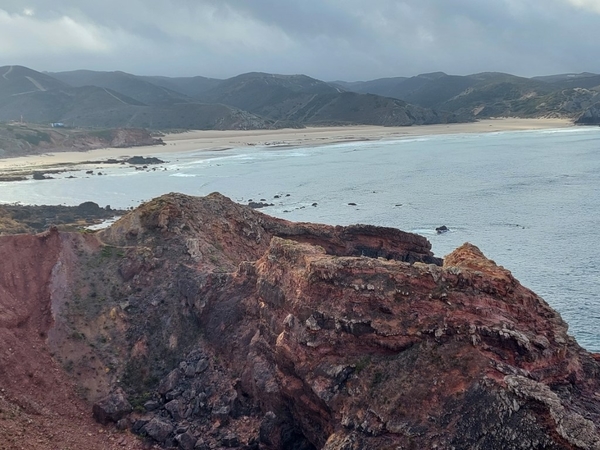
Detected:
left=1, top=193, right=599, bottom=449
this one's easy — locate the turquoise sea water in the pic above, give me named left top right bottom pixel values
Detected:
left=2, top=127, right=600, bottom=351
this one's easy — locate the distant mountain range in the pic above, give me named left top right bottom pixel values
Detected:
left=1, top=65, right=599, bottom=130
left=333, top=72, right=600, bottom=120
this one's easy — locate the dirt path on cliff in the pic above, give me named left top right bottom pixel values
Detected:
left=2, top=66, right=13, bottom=80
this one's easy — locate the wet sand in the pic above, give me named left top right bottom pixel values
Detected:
left=0, top=118, right=574, bottom=175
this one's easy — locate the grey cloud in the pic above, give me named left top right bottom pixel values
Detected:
left=1, top=0, right=600, bottom=80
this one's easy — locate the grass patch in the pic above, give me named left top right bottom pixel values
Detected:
left=101, top=246, right=115, bottom=258
left=88, top=129, right=114, bottom=141
left=355, top=356, right=371, bottom=373
left=15, top=131, right=51, bottom=146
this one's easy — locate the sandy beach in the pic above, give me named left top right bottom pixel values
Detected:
left=0, top=118, right=574, bottom=175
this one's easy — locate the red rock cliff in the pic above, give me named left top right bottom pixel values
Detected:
left=1, top=192, right=599, bottom=449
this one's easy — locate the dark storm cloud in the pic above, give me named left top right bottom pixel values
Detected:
left=1, top=0, right=599, bottom=80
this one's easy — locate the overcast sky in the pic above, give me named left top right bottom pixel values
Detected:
left=1, top=0, right=599, bottom=81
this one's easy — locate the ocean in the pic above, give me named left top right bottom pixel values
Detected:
left=2, top=127, right=600, bottom=351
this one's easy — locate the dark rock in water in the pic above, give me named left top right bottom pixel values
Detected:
left=32, top=171, right=52, bottom=180
left=86, top=170, right=94, bottom=175
left=348, top=202, right=357, bottom=206
left=126, top=156, right=165, bottom=165
left=436, top=225, right=449, bottom=234
left=274, top=195, right=281, bottom=199
left=248, top=201, right=274, bottom=209
left=92, top=388, right=132, bottom=425
left=0, top=175, right=27, bottom=182
left=312, top=203, right=318, bottom=207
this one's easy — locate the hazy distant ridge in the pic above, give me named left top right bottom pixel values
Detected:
left=1, top=65, right=599, bottom=129
left=337, top=71, right=600, bottom=121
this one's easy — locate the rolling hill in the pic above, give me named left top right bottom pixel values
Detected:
left=49, top=70, right=191, bottom=106
left=0, top=66, right=270, bottom=130
left=0, top=65, right=67, bottom=98
left=196, top=72, right=465, bottom=125
left=532, top=72, right=600, bottom=89
left=337, top=71, right=600, bottom=120
left=331, top=76, right=409, bottom=97
left=2, top=67, right=466, bottom=129
left=137, top=75, right=226, bottom=98
left=3, top=65, right=599, bottom=129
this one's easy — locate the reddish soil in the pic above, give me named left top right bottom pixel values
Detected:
left=0, top=230, right=146, bottom=450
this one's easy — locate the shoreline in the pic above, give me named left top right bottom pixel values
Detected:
left=0, top=118, right=575, bottom=175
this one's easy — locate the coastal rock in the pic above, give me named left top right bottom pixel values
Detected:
left=435, top=224, right=449, bottom=233
left=576, top=101, right=600, bottom=125
left=248, top=201, right=274, bottom=209
left=97, top=193, right=600, bottom=448
left=1, top=192, right=600, bottom=449
left=32, top=171, right=52, bottom=180
left=126, top=156, right=165, bottom=165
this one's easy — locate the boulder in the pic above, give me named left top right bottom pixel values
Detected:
left=436, top=225, right=449, bottom=233
left=175, top=431, right=196, bottom=450
left=92, top=388, right=132, bottom=425
left=142, top=418, right=174, bottom=443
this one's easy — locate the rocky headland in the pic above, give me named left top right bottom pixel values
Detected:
left=1, top=193, right=599, bottom=449
left=0, top=201, right=123, bottom=235
left=576, top=102, right=600, bottom=125
left=0, top=123, right=164, bottom=159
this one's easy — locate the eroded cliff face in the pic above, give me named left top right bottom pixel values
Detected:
left=0, top=229, right=144, bottom=449
left=1, top=192, right=600, bottom=449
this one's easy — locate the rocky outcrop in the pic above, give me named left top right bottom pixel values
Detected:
left=576, top=101, right=600, bottom=125
left=1, top=192, right=600, bottom=449
left=0, top=124, right=165, bottom=158
left=94, top=193, right=600, bottom=448
left=0, top=202, right=122, bottom=235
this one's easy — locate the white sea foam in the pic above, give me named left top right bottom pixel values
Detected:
left=169, top=173, right=197, bottom=178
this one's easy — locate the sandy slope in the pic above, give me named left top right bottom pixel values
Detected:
left=0, top=118, right=573, bottom=175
